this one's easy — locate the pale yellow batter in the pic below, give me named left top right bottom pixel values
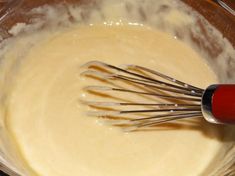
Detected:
left=0, top=0, right=232, bottom=175
left=4, top=24, right=223, bottom=176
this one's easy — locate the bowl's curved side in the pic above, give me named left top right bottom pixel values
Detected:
left=183, top=0, right=235, bottom=48
left=1, top=0, right=235, bottom=46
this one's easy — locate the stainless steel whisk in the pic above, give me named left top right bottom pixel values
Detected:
left=81, top=61, right=235, bottom=131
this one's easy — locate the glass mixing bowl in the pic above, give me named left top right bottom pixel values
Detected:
left=0, top=0, right=234, bottom=175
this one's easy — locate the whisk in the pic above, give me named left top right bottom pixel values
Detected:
left=81, top=61, right=235, bottom=131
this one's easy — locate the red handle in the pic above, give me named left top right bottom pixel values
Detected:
left=212, top=85, right=235, bottom=124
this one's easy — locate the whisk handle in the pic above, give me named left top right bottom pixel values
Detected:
left=202, top=84, right=235, bottom=124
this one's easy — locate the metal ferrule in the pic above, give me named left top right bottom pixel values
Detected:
left=201, top=84, right=222, bottom=124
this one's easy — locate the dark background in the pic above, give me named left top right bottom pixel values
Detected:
left=0, top=172, right=7, bottom=176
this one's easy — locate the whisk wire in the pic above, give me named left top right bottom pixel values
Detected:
left=81, top=61, right=205, bottom=131
left=105, top=63, right=203, bottom=93
left=85, top=86, right=202, bottom=102
left=127, top=65, right=204, bottom=92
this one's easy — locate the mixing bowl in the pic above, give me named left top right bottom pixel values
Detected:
left=0, top=0, right=234, bottom=175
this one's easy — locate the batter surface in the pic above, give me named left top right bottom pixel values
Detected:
left=5, top=25, right=222, bottom=176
